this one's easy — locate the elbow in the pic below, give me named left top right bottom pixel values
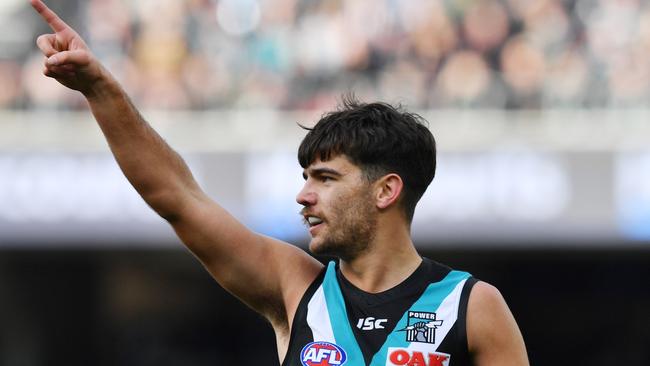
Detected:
left=140, top=188, right=188, bottom=223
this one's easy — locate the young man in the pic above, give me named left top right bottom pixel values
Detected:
left=29, top=1, right=529, bottom=365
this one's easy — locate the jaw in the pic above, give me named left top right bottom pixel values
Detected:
left=308, top=228, right=374, bottom=262
left=307, top=231, right=327, bottom=255
left=308, top=232, right=333, bottom=257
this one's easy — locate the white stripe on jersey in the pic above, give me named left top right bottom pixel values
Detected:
left=398, top=278, right=468, bottom=356
left=306, top=285, right=336, bottom=343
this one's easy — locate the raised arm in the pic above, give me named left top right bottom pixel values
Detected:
left=29, top=0, right=322, bottom=329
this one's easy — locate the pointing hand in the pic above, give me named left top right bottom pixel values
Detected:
left=30, top=0, right=106, bottom=96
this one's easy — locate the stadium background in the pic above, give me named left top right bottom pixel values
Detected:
left=1, top=0, right=649, bottom=364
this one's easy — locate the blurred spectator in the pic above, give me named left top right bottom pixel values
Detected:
left=377, top=60, right=428, bottom=106
left=0, top=61, right=22, bottom=108
left=400, top=0, right=457, bottom=65
left=462, top=0, right=510, bottom=53
left=21, top=52, right=85, bottom=109
left=542, top=48, right=589, bottom=107
left=433, top=50, right=496, bottom=108
left=85, top=0, right=132, bottom=59
left=608, top=46, right=650, bottom=106
left=508, top=0, right=570, bottom=49
left=7, top=0, right=650, bottom=111
left=500, top=35, right=546, bottom=104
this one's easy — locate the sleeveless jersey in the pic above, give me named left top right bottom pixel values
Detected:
left=282, top=258, right=477, bottom=366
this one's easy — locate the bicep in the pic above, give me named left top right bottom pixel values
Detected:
left=467, top=281, right=529, bottom=366
left=168, top=190, right=323, bottom=323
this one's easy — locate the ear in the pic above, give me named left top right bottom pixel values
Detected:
left=374, top=173, right=403, bottom=210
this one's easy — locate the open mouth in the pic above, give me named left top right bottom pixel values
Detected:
left=306, top=216, right=323, bottom=227
left=305, top=216, right=325, bottom=236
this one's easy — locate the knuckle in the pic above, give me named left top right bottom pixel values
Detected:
left=36, top=34, right=53, bottom=44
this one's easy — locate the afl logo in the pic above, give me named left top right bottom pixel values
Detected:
left=300, top=341, right=347, bottom=366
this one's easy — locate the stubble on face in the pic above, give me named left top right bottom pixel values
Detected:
left=310, top=184, right=378, bottom=262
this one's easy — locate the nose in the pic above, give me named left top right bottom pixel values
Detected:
left=296, top=182, right=317, bottom=207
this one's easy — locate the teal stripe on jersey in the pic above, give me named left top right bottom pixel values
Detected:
left=369, top=270, right=471, bottom=366
left=322, top=262, right=365, bottom=365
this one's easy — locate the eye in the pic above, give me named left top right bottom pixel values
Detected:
left=320, top=175, right=334, bottom=182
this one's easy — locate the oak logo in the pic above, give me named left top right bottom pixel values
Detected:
left=356, top=317, right=387, bottom=330
left=387, top=348, right=450, bottom=366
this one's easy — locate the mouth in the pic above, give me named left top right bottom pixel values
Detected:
left=303, top=215, right=325, bottom=235
left=306, top=216, right=323, bottom=227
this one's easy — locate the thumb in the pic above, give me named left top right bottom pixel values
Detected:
left=47, top=50, right=91, bottom=67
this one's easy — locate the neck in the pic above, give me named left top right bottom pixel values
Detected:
left=339, top=224, right=421, bottom=293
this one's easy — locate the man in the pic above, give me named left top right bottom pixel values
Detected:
left=29, top=0, right=528, bottom=365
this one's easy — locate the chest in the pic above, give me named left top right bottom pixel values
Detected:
left=285, top=265, right=471, bottom=366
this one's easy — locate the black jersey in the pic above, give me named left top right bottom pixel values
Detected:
left=282, top=258, right=477, bottom=366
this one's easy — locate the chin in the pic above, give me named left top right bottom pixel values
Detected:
left=309, top=238, right=336, bottom=257
left=308, top=238, right=326, bottom=255
left=310, top=239, right=359, bottom=262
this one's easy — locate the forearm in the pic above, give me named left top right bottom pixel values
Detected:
left=85, top=70, right=199, bottom=220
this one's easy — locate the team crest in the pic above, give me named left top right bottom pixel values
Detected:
left=398, top=311, right=443, bottom=344
left=300, top=341, right=347, bottom=366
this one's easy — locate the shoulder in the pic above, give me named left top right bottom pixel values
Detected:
left=467, top=281, right=506, bottom=316
left=466, top=281, right=530, bottom=366
left=466, top=281, right=511, bottom=340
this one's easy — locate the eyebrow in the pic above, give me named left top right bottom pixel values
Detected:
left=302, top=167, right=343, bottom=180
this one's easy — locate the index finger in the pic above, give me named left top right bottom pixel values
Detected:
left=29, top=0, right=70, bottom=33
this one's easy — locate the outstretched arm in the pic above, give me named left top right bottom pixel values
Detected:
left=29, top=0, right=322, bottom=328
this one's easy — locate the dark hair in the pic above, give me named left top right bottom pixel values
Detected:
left=298, top=96, right=436, bottom=222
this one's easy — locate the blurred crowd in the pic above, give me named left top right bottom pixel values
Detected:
left=3, top=0, right=650, bottom=110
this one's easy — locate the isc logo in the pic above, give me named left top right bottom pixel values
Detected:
left=357, top=317, right=388, bottom=330
left=387, top=348, right=450, bottom=366
left=300, top=341, right=348, bottom=366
